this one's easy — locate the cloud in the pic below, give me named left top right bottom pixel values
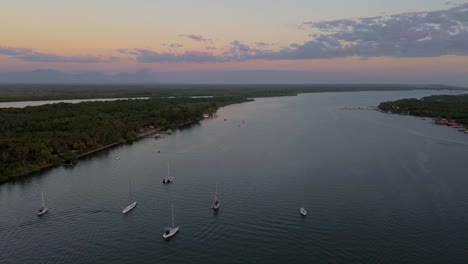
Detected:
left=119, top=41, right=271, bottom=63
left=0, top=47, right=110, bottom=63
left=223, top=40, right=269, bottom=61
left=108, top=56, right=120, bottom=62
left=117, top=48, right=141, bottom=56
left=119, top=3, right=468, bottom=64
left=290, top=3, right=468, bottom=59
left=181, top=34, right=210, bottom=42
left=169, top=43, right=184, bottom=49
left=123, top=48, right=224, bottom=63
left=0, top=47, right=32, bottom=56
left=255, top=42, right=270, bottom=47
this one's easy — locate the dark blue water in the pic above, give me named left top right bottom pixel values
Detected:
left=1, top=90, right=468, bottom=263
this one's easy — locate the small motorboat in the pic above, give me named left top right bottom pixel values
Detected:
left=114, top=156, right=121, bottom=160
left=300, top=207, right=307, bottom=216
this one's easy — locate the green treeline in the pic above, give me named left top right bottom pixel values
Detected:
left=0, top=84, right=461, bottom=102
left=0, top=96, right=248, bottom=182
left=378, top=94, right=468, bottom=124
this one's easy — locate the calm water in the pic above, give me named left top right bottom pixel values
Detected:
left=1, top=90, right=468, bottom=263
left=0, top=97, right=149, bottom=108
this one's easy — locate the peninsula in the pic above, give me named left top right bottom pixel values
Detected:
left=0, top=96, right=248, bottom=182
left=378, top=94, right=468, bottom=126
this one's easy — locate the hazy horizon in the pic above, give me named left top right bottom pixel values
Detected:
left=0, top=69, right=467, bottom=87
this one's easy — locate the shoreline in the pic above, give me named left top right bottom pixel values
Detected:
left=1, top=118, right=205, bottom=185
left=0, top=94, right=249, bottom=184
left=377, top=93, right=468, bottom=133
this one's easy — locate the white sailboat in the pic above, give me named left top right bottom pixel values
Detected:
left=212, top=183, right=219, bottom=210
left=162, top=163, right=174, bottom=184
left=163, top=203, right=179, bottom=239
left=37, top=192, right=48, bottom=216
left=122, top=181, right=137, bottom=214
left=300, top=207, right=307, bottom=216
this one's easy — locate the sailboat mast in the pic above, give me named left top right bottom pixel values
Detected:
left=215, top=183, right=218, bottom=202
left=129, top=181, right=133, bottom=202
left=41, top=192, right=45, bottom=207
left=171, top=203, right=175, bottom=228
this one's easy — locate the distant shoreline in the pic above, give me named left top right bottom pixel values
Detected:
left=1, top=84, right=466, bottom=103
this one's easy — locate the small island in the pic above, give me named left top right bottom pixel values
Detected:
left=378, top=94, right=468, bottom=130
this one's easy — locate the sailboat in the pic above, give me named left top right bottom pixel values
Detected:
left=300, top=207, right=307, bottom=216
left=212, top=183, right=219, bottom=210
left=163, top=203, right=179, bottom=239
left=162, top=163, right=174, bottom=184
left=37, top=192, right=48, bottom=216
left=122, top=181, right=137, bottom=214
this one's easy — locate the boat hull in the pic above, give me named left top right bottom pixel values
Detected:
left=162, top=177, right=174, bottom=184
left=122, top=202, right=137, bottom=214
left=37, top=207, right=48, bottom=216
left=163, top=226, right=179, bottom=239
left=300, top=208, right=307, bottom=216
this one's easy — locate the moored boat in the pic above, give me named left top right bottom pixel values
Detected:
left=37, top=192, right=48, bottom=216
left=163, top=203, right=179, bottom=239
left=212, top=183, right=220, bottom=210
left=162, top=163, right=174, bottom=184
left=122, top=181, right=137, bottom=214
left=300, top=207, right=307, bottom=216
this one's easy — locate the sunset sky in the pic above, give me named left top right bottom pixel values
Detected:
left=1, top=0, right=467, bottom=84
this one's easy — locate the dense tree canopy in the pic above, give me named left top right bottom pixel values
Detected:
left=378, top=94, right=468, bottom=124
left=0, top=96, right=248, bottom=182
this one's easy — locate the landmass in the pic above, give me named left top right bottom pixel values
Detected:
left=1, top=84, right=467, bottom=183
left=378, top=94, right=468, bottom=128
left=0, top=96, right=248, bottom=182
left=0, top=84, right=463, bottom=102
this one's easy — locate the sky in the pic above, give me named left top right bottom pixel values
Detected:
left=0, top=0, right=467, bottom=84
